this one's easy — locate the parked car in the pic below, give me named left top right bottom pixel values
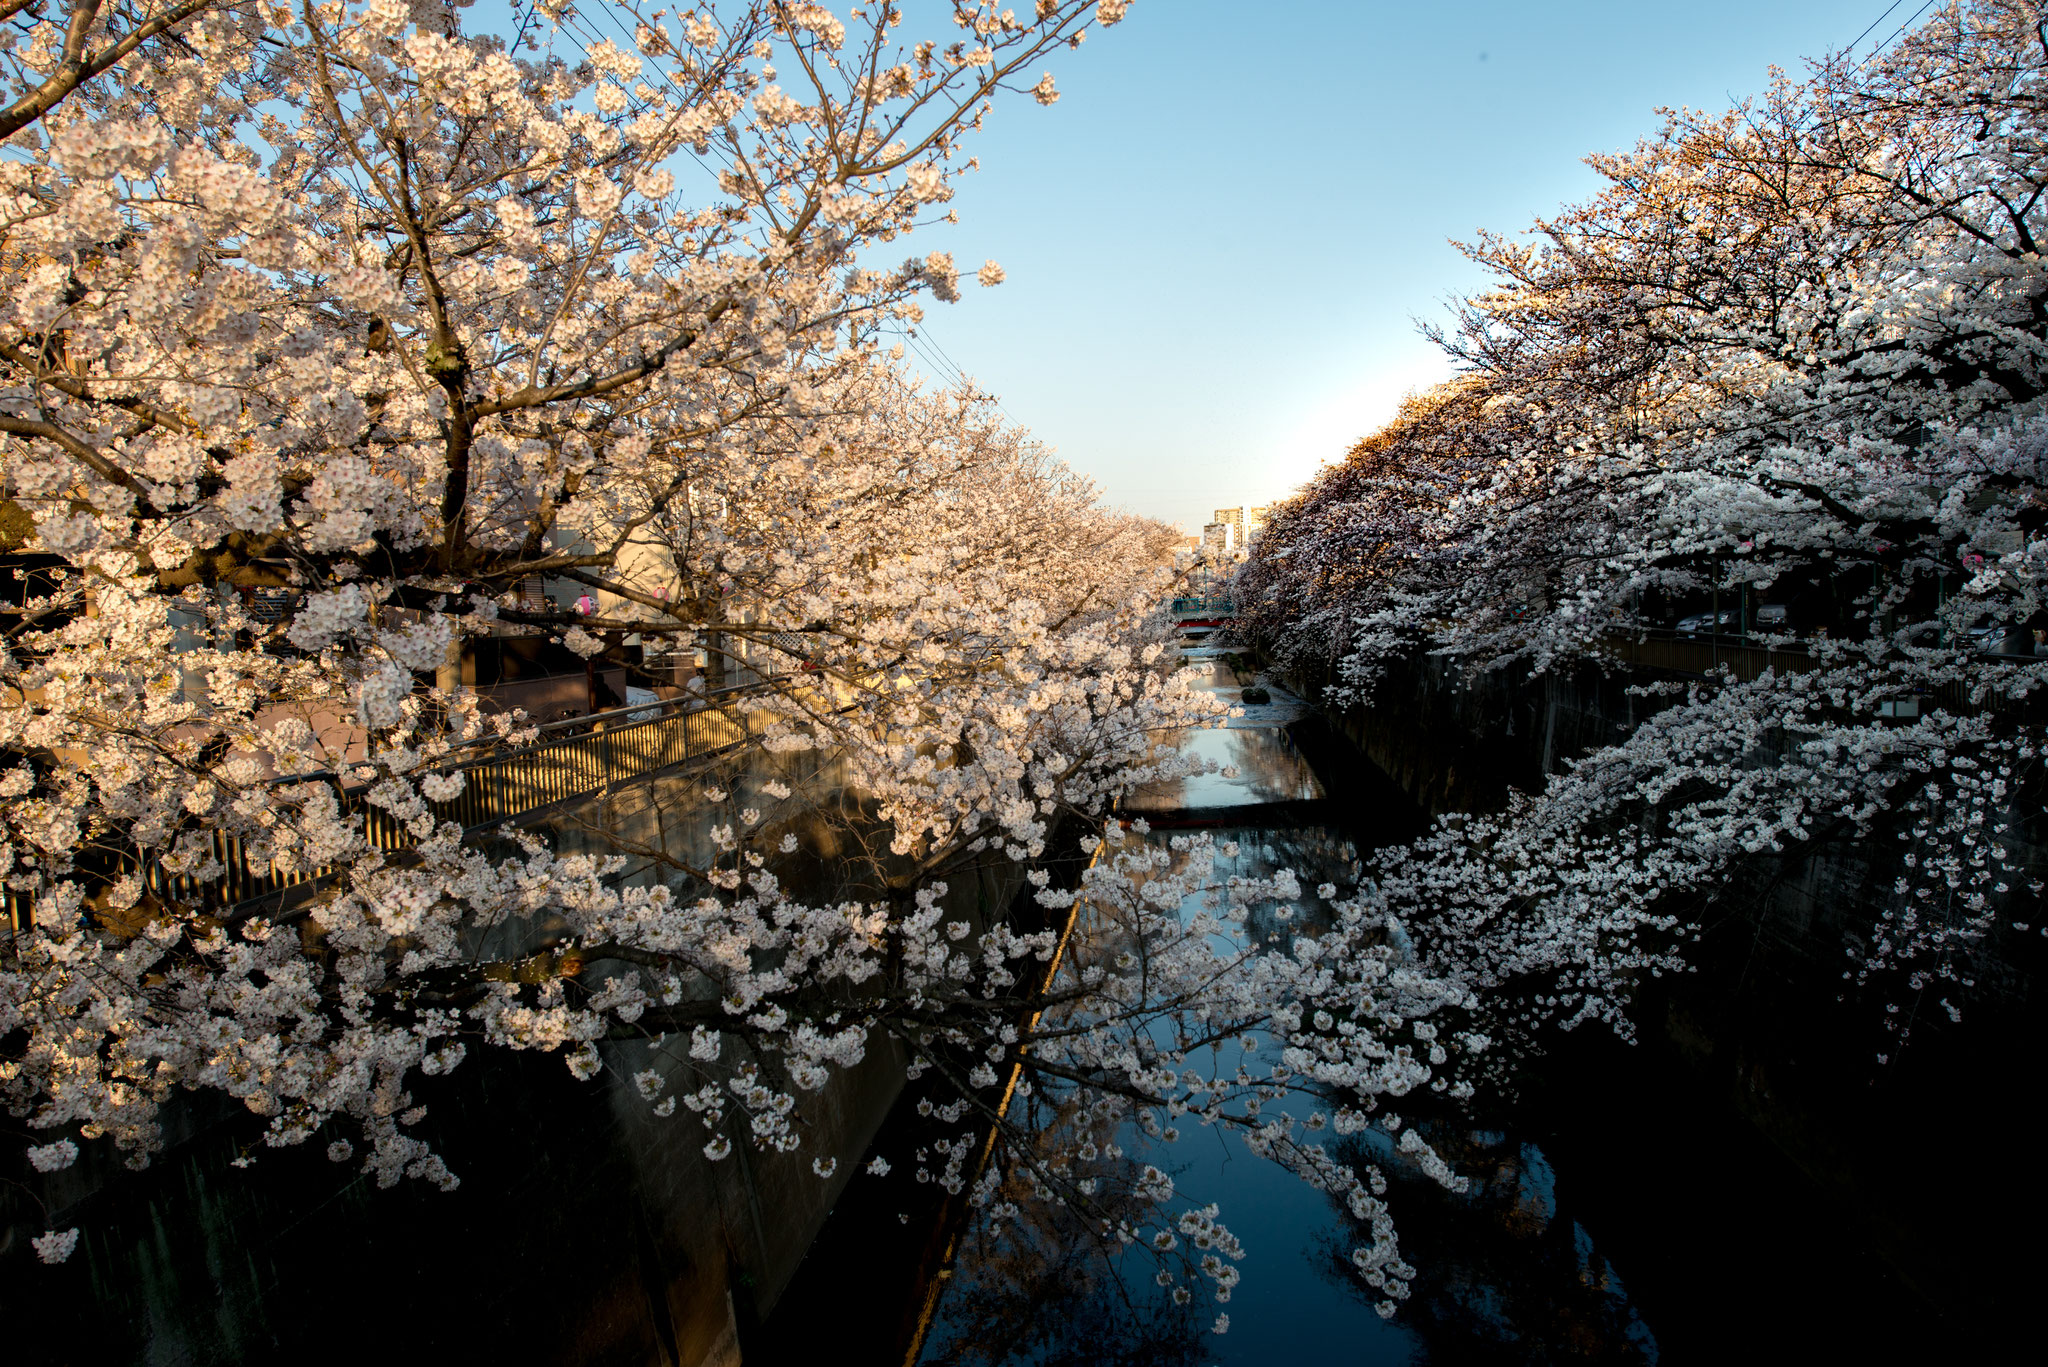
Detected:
left=1674, top=610, right=1738, bottom=636
left=1900, top=621, right=2024, bottom=654
left=1968, top=624, right=2028, bottom=655
left=1673, top=605, right=1793, bottom=636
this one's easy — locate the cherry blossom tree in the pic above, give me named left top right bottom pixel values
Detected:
left=1240, top=0, right=2048, bottom=1071
left=0, top=4, right=1488, bottom=1326
left=21, top=0, right=1977, bottom=1336
left=0, top=0, right=1237, bottom=1257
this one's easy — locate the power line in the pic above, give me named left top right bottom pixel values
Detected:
left=558, top=7, right=738, bottom=210
left=897, top=326, right=957, bottom=383
left=1873, top=0, right=1939, bottom=55
left=1846, top=0, right=1909, bottom=55
left=563, top=6, right=1001, bottom=426
left=549, top=9, right=1026, bottom=441
left=916, top=327, right=974, bottom=386
left=899, top=319, right=1034, bottom=435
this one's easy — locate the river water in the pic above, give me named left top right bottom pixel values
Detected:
left=8, top=657, right=1980, bottom=1365
left=910, top=652, right=1957, bottom=1366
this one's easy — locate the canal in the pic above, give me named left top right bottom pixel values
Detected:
left=889, top=652, right=1969, bottom=1365
left=8, top=655, right=1999, bottom=1364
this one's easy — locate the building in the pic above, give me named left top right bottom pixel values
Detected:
left=1201, top=521, right=1233, bottom=559
left=1212, top=506, right=1268, bottom=550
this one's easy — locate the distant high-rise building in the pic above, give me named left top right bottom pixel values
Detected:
left=1213, top=506, right=1268, bottom=549
left=1201, top=521, right=1232, bottom=557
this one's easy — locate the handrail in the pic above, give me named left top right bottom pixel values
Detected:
left=0, top=672, right=870, bottom=935
left=259, top=677, right=783, bottom=794
left=135, top=678, right=806, bottom=920
left=1600, top=628, right=2042, bottom=718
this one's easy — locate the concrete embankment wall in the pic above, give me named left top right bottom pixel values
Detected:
left=1, top=746, right=1029, bottom=1367
left=8, top=1032, right=902, bottom=1367
left=1286, top=651, right=2047, bottom=1328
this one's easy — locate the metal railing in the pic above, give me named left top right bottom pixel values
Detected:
left=134, top=682, right=783, bottom=919
left=1599, top=629, right=1813, bottom=682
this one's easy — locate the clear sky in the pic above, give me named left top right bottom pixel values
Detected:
left=898, top=0, right=1929, bottom=532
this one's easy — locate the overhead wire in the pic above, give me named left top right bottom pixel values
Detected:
left=1871, top=0, right=1939, bottom=58
left=900, top=317, right=1032, bottom=436
left=559, top=5, right=732, bottom=198
left=897, top=325, right=957, bottom=381
left=1846, top=0, right=1910, bottom=55
left=565, top=6, right=964, bottom=395
left=916, top=326, right=974, bottom=386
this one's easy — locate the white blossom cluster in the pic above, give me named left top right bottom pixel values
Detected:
left=0, top=0, right=1170, bottom=1267
left=1238, top=0, right=2048, bottom=1061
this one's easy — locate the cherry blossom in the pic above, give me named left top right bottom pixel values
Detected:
left=1240, top=0, right=2046, bottom=1066
left=2, top=0, right=1241, bottom=1276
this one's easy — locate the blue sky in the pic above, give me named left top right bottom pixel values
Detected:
left=900, top=0, right=1928, bottom=531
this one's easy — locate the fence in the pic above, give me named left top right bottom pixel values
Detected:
left=1600, top=630, right=1812, bottom=682
left=0, top=682, right=792, bottom=934
left=155, top=684, right=783, bottom=918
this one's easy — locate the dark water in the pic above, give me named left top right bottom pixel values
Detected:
left=910, top=659, right=1970, bottom=1367
left=9, top=663, right=2000, bottom=1366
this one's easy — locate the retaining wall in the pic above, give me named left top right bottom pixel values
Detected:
left=1288, top=650, right=2047, bottom=1332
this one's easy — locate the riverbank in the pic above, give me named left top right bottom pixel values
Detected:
left=1267, top=649, right=2040, bottom=1355
left=895, top=650, right=2009, bottom=1363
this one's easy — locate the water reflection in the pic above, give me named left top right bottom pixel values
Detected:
left=919, top=659, right=1664, bottom=1366
left=1313, top=1128, right=1658, bottom=1365
left=1128, top=660, right=1324, bottom=812
left=916, top=819, right=1431, bottom=1366
left=915, top=1134, right=1209, bottom=1367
